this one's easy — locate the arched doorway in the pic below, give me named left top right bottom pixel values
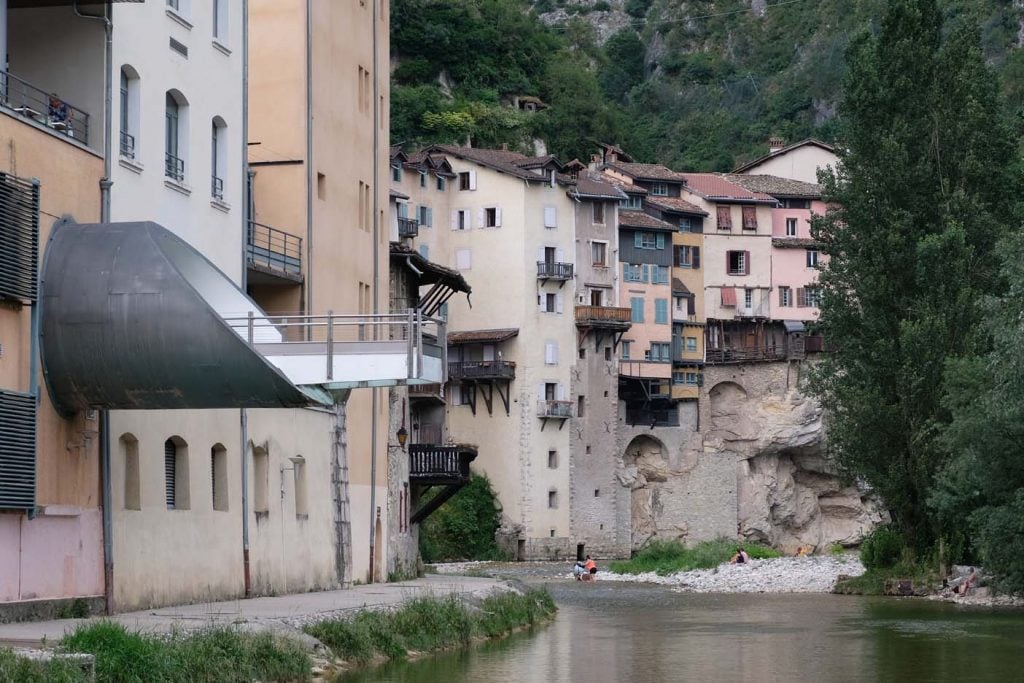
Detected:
left=622, top=435, right=669, bottom=550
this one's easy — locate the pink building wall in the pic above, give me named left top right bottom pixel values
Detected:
left=0, top=511, right=104, bottom=602
left=770, top=201, right=827, bottom=320
left=619, top=280, right=673, bottom=380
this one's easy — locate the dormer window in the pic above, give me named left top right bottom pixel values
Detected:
left=619, top=195, right=642, bottom=210
left=651, top=182, right=669, bottom=196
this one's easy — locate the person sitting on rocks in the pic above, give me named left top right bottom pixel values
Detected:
left=729, top=547, right=750, bottom=564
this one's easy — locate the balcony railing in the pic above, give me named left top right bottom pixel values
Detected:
left=575, top=305, right=631, bottom=325
left=448, top=360, right=516, bottom=381
left=398, top=216, right=419, bottom=238
left=409, top=444, right=474, bottom=481
left=247, top=220, right=303, bottom=279
left=165, top=153, right=185, bottom=181
left=0, top=70, right=89, bottom=143
left=537, top=261, right=573, bottom=280
left=705, top=346, right=785, bottom=364
left=409, top=383, right=443, bottom=399
left=212, top=175, right=224, bottom=201
left=537, top=399, right=572, bottom=419
left=119, top=131, right=135, bottom=159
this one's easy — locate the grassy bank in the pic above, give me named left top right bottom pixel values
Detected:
left=0, top=648, right=90, bottom=683
left=833, top=563, right=940, bottom=596
left=303, top=589, right=555, bottom=665
left=608, top=539, right=782, bottom=576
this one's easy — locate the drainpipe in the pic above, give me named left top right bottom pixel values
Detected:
left=304, top=0, right=313, bottom=319
left=367, top=0, right=381, bottom=584
left=241, top=0, right=252, bottom=599
left=0, top=1, right=7, bottom=98
left=74, top=0, right=114, bottom=615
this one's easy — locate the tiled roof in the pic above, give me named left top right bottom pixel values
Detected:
left=427, top=145, right=571, bottom=184
left=678, top=173, right=776, bottom=203
left=570, top=172, right=628, bottom=200
left=618, top=210, right=675, bottom=230
left=672, top=277, right=691, bottom=295
left=606, top=161, right=686, bottom=182
left=772, top=237, right=822, bottom=249
left=389, top=188, right=410, bottom=200
left=514, top=155, right=560, bottom=170
left=731, top=138, right=835, bottom=174
left=646, top=196, right=708, bottom=216
left=448, top=328, right=519, bottom=344
left=725, top=174, right=822, bottom=199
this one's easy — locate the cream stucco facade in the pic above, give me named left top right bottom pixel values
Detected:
left=734, top=140, right=838, bottom=185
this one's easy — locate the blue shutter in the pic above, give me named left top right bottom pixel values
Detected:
left=634, top=232, right=642, bottom=248
left=419, top=244, right=429, bottom=258
left=631, top=297, right=644, bottom=323
left=656, top=233, right=665, bottom=249
left=655, top=299, right=668, bottom=324
left=642, top=264, right=649, bottom=283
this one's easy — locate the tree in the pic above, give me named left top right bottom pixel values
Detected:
left=808, top=0, right=1019, bottom=554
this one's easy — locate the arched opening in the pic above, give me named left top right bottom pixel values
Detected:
left=623, top=434, right=669, bottom=550
left=211, top=116, right=227, bottom=200
left=164, top=435, right=190, bottom=510
left=119, top=65, right=141, bottom=160
left=211, top=443, right=228, bottom=512
left=164, top=89, right=189, bottom=181
left=120, top=433, right=140, bottom=510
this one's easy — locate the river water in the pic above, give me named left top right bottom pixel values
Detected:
left=340, top=580, right=1024, bottom=682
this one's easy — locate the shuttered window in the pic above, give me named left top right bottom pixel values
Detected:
left=742, top=206, right=758, bottom=230
left=630, top=297, right=645, bottom=323
left=165, top=439, right=177, bottom=509
left=0, top=173, right=40, bottom=302
left=716, top=205, right=732, bottom=229
left=0, top=391, right=37, bottom=510
left=654, top=298, right=669, bottom=324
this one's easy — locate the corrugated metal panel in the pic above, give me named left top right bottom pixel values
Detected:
left=0, top=391, right=37, bottom=510
left=0, top=173, right=40, bottom=303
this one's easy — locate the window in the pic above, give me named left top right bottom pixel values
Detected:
left=619, top=194, right=642, bottom=209
left=655, top=298, right=669, bottom=324
left=806, top=248, right=819, bottom=268
left=164, top=437, right=189, bottom=510
left=593, top=202, right=605, bottom=224
left=591, top=241, right=607, bottom=266
left=417, top=205, right=432, bottom=227
left=786, top=217, right=798, bottom=236
left=673, top=370, right=685, bottom=384
left=121, top=434, right=140, bottom=511
left=317, top=172, right=326, bottom=200
left=358, top=181, right=371, bottom=230
left=623, top=263, right=644, bottom=282
left=419, top=171, right=427, bottom=188
left=635, top=231, right=664, bottom=249
left=253, top=446, right=269, bottom=514
left=622, top=341, right=631, bottom=359
left=436, top=175, right=446, bottom=191
left=744, top=288, right=753, bottom=308
left=548, top=450, right=558, bottom=469
left=544, top=382, right=557, bottom=401
left=630, top=297, right=645, bottom=323
left=686, top=336, right=697, bottom=352
left=545, top=340, right=559, bottom=365
left=727, top=250, right=750, bottom=275
left=577, top=395, right=585, bottom=417
left=544, top=205, right=557, bottom=228
left=539, top=292, right=561, bottom=313
left=716, top=205, right=732, bottom=229
left=213, top=0, right=228, bottom=42
left=686, top=372, right=700, bottom=385
left=357, top=66, right=371, bottom=114
left=779, top=286, right=792, bottom=307
left=293, top=456, right=308, bottom=518
left=652, top=265, right=670, bottom=284
left=165, top=90, right=188, bottom=182
left=782, top=198, right=810, bottom=209
left=742, top=206, right=758, bottom=230
left=675, top=245, right=700, bottom=269
left=391, top=164, right=401, bottom=182
left=484, top=207, right=500, bottom=227
left=458, top=171, right=476, bottom=190
left=453, top=209, right=468, bottom=230
left=211, top=117, right=227, bottom=200
left=594, top=489, right=600, bottom=497
left=649, top=342, right=671, bottom=362
left=211, top=444, right=228, bottom=511
left=650, top=182, right=668, bottom=196
left=799, top=287, right=822, bottom=308
left=579, top=347, right=586, bottom=360
left=119, top=66, right=140, bottom=160
left=678, top=217, right=693, bottom=232
left=548, top=489, right=558, bottom=509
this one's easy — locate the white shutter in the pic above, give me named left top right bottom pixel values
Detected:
left=556, top=383, right=566, bottom=401
left=544, top=205, right=557, bottom=228
left=545, top=341, right=558, bottom=365
left=468, top=171, right=477, bottom=190
left=538, top=383, right=545, bottom=403
left=537, top=246, right=545, bottom=265
left=495, top=207, right=502, bottom=227
left=555, top=294, right=564, bottom=314
left=477, top=208, right=485, bottom=228
left=538, top=294, right=545, bottom=312
left=456, top=249, right=471, bottom=270
left=556, top=247, right=565, bottom=263
left=450, top=210, right=458, bottom=230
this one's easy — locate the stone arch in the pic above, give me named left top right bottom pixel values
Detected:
left=622, top=435, right=670, bottom=550
left=709, top=381, right=750, bottom=431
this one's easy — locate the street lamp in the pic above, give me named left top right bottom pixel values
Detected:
left=396, top=426, right=408, bottom=448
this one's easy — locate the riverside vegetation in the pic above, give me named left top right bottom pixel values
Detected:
left=0, top=590, right=555, bottom=682
left=609, top=539, right=781, bottom=576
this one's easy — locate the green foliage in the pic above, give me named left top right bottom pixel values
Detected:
left=860, top=526, right=904, bottom=570
left=833, top=562, right=940, bottom=596
left=807, top=0, right=1020, bottom=556
left=60, top=622, right=310, bottom=683
left=418, top=474, right=503, bottom=562
left=0, top=649, right=88, bottom=683
left=304, top=590, right=555, bottom=663
left=599, top=30, right=645, bottom=103
left=608, top=539, right=782, bottom=576
left=624, top=0, right=653, bottom=18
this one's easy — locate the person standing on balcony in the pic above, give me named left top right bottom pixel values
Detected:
left=48, top=94, right=69, bottom=123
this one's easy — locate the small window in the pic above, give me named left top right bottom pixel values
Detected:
left=548, top=450, right=558, bottom=469
left=121, top=434, right=140, bottom=511
left=165, top=90, right=188, bottom=182
left=744, top=288, right=753, bottom=308
left=419, top=171, right=427, bottom=188
left=391, top=164, right=401, bottom=182
left=779, top=286, right=792, bottom=307
left=806, top=249, right=819, bottom=268
left=545, top=292, right=557, bottom=312
left=650, top=342, right=671, bottom=361
left=604, top=347, right=611, bottom=361
left=786, top=217, right=798, bottom=236
left=213, top=0, right=228, bottom=42
left=317, top=173, right=326, bottom=200
left=716, top=205, right=732, bottom=229
left=635, top=231, right=661, bottom=249
left=164, top=437, right=190, bottom=510
left=652, top=266, right=669, bottom=284
left=593, top=202, right=605, bottom=224
left=548, top=489, right=558, bottom=509
left=620, top=195, right=642, bottom=209
left=293, top=456, right=308, bottom=518
left=458, top=171, right=476, bottom=190
left=591, top=241, right=607, bottom=266
left=544, top=382, right=557, bottom=401
left=485, top=207, right=499, bottom=227
left=436, top=175, right=446, bottom=191
left=623, top=263, right=644, bottom=282
left=727, top=251, right=749, bottom=276
left=650, top=182, right=668, bottom=196
left=211, top=444, right=228, bottom=511
left=211, top=117, right=227, bottom=201
left=253, top=446, right=269, bottom=514
left=586, top=444, right=592, bottom=454
left=545, top=340, right=559, bottom=365
left=742, top=206, right=758, bottom=230
left=579, top=347, right=586, bottom=359
left=686, top=336, right=697, bottom=352
left=577, top=395, right=585, bottom=417
left=594, top=489, right=600, bottom=497
left=622, top=341, right=632, bottom=359
left=678, top=217, right=692, bottom=232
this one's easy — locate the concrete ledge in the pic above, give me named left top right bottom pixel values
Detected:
left=0, top=596, right=103, bottom=627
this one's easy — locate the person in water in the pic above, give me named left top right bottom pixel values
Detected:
left=573, top=561, right=585, bottom=580
left=584, top=555, right=597, bottom=581
left=729, top=547, right=750, bottom=564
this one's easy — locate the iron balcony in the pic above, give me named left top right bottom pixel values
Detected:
left=448, top=360, right=516, bottom=381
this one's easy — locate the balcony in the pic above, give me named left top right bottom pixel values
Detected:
left=409, top=383, right=444, bottom=403
left=538, top=400, right=573, bottom=419
left=537, top=261, right=573, bottom=281
left=705, top=346, right=785, bottom=364
left=409, top=445, right=475, bottom=485
left=398, top=216, right=419, bottom=239
left=575, top=305, right=631, bottom=328
left=0, top=70, right=89, bottom=144
left=448, top=360, right=516, bottom=381
left=247, top=220, right=303, bottom=284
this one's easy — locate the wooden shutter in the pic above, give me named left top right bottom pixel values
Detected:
left=556, top=247, right=565, bottom=263
left=544, top=205, right=557, bottom=228
left=556, top=383, right=566, bottom=401
left=716, top=205, right=731, bottom=229
left=555, top=294, right=564, bottom=313
left=742, top=205, right=757, bottom=229
left=744, top=251, right=751, bottom=275
left=796, top=288, right=806, bottom=307
left=477, top=208, right=485, bottom=228
left=693, top=246, right=701, bottom=269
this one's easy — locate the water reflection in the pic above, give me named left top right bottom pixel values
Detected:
left=339, top=582, right=1024, bottom=682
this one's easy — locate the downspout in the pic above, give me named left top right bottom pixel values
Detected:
left=304, top=0, right=313, bottom=319
left=241, top=0, right=252, bottom=599
left=74, top=0, right=114, bottom=615
left=368, top=0, right=381, bottom=583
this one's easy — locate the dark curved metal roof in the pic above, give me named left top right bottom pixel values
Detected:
left=40, top=219, right=311, bottom=415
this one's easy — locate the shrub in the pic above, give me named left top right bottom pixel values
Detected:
left=609, top=538, right=782, bottom=576
left=860, top=526, right=904, bottom=570
left=419, top=474, right=503, bottom=562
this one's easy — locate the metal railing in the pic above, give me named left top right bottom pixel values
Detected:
left=538, top=400, right=573, bottom=418
left=223, top=309, right=446, bottom=383
left=448, top=360, right=516, bottom=381
left=574, top=305, right=631, bottom=324
left=119, top=131, right=135, bottom=159
left=165, top=153, right=185, bottom=181
left=398, top=216, right=419, bottom=238
left=0, top=70, right=89, bottom=144
left=705, top=346, right=785, bottom=364
left=536, top=261, right=574, bottom=279
left=246, top=221, right=303, bottom=277
left=409, top=445, right=474, bottom=480
left=211, top=175, right=224, bottom=200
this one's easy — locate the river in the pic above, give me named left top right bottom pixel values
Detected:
left=339, top=579, right=1024, bottom=682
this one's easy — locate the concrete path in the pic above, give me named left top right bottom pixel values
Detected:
left=0, top=574, right=508, bottom=648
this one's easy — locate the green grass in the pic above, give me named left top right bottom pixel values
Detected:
left=608, top=539, right=783, bottom=576
left=833, top=563, right=941, bottom=596
left=304, top=589, right=556, bottom=664
left=0, top=648, right=90, bottom=683
left=59, top=621, right=311, bottom=683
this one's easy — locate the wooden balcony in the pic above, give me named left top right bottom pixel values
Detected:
left=398, top=216, right=419, bottom=239
left=448, top=360, right=516, bottom=381
left=409, top=383, right=444, bottom=403
left=705, top=346, right=785, bottom=364
left=409, top=444, right=475, bottom=485
left=574, top=305, right=631, bottom=328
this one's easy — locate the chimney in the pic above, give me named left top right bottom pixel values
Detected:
left=768, top=137, right=786, bottom=154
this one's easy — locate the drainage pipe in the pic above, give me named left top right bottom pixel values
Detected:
left=304, top=0, right=314, bottom=319
left=240, top=0, right=253, bottom=599
left=367, top=0, right=382, bottom=584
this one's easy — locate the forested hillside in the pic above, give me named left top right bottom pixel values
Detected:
left=391, top=0, right=1024, bottom=169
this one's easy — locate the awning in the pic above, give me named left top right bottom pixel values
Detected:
left=783, top=320, right=806, bottom=333
left=672, top=277, right=691, bottom=295
left=448, top=328, right=519, bottom=345
left=40, top=219, right=312, bottom=414
left=720, top=287, right=737, bottom=307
